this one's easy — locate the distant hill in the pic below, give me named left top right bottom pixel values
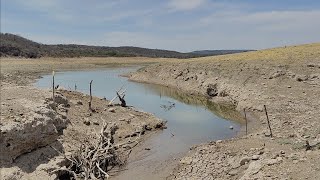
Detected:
left=190, top=50, right=253, bottom=56
left=0, top=33, right=253, bottom=58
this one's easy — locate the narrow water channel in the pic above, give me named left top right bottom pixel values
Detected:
left=35, top=66, right=242, bottom=179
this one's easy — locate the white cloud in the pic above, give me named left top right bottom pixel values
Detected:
left=200, top=10, right=320, bottom=32
left=168, top=0, right=206, bottom=11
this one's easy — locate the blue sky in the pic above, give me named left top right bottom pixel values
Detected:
left=1, top=0, right=320, bottom=52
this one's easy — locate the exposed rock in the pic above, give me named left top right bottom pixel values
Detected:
left=108, top=108, right=116, bottom=113
left=54, top=94, right=69, bottom=107
left=252, top=155, right=260, bottom=160
left=266, top=159, right=279, bottom=166
left=269, top=70, right=286, bottom=79
left=206, top=84, right=218, bottom=97
left=228, top=169, right=238, bottom=176
left=240, top=161, right=263, bottom=179
left=240, top=156, right=251, bottom=165
left=83, top=119, right=91, bottom=126
left=0, top=105, right=69, bottom=162
left=76, top=101, right=83, bottom=105
left=295, top=75, right=309, bottom=82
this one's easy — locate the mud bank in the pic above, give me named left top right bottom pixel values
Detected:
left=0, top=58, right=164, bottom=179
left=129, top=44, right=320, bottom=179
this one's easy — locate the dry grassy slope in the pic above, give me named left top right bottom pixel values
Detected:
left=190, top=43, right=320, bottom=62
left=129, top=43, right=320, bottom=179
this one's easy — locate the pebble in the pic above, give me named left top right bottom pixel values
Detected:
left=228, top=169, right=238, bottom=176
left=108, top=108, right=116, bottom=113
left=240, top=156, right=251, bottom=165
left=276, top=157, right=283, bottom=162
left=266, top=159, right=278, bottom=166
left=83, top=119, right=90, bottom=126
left=216, top=140, right=223, bottom=143
left=229, top=126, right=234, bottom=130
left=76, top=101, right=83, bottom=105
left=252, top=155, right=260, bottom=160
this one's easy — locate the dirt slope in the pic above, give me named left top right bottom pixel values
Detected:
left=129, top=43, right=320, bottom=179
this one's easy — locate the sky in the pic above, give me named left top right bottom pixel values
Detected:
left=1, top=0, right=320, bottom=52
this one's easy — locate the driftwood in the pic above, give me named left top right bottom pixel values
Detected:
left=56, top=122, right=144, bottom=180
left=117, top=92, right=126, bottom=107
left=64, top=123, right=122, bottom=179
left=108, top=85, right=126, bottom=105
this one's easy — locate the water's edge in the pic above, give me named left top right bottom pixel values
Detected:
left=34, top=66, right=243, bottom=179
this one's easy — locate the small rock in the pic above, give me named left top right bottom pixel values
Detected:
left=123, top=145, right=131, bottom=150
left=252, top=155, right=260, bottom=160
left=144, top=125, right=152, bottom=131
left=287, top=85, right=291, bottom=88
left=229, top=126, right=234, bottom=130
left=216, top=140, right=223, bottom=143
left=76, top=101, right=83, bottom=105
left=228, top=169, right=238, bottom=176
left=276, top=157, right=283, bottom=162
left=280, top=150, right=285, bottom=154
left=264, top=132, right=272, bottom=137
left=108, top=108, right=116, bottom=113
left=240, top=156, right=251, bottom=165
left=180, top=157, right=192, bottom=165
left=257, top=150, right=264, bottom=155
left=145, top=148, right=151, bottom=150
left=83, top=119, right=90, bottom=126
left=266, top=159, right=278, bottom=166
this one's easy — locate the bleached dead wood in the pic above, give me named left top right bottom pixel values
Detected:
left=57, top=122, right=143, bottom=179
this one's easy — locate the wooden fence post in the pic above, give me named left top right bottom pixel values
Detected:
left=264, top=105, right=273, bottom=137
left=244, top=108, right=248, bottom=135
left=52, top=71, right=55, bottom=103
left=89, top=80, right=93, bottom=111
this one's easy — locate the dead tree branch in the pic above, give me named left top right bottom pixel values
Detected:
left=117, top=92, right=126, bottom=107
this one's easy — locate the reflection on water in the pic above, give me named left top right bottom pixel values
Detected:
left=35, top=66, right=242, bottom=179
left=141, top=83, right=245, bottom=124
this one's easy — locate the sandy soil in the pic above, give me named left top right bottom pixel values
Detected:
left=0, top=57, right=166, bottom=179
left=129, top=43, right=320, bottom=179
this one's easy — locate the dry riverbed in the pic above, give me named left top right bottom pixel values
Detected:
left=1, top=43, right=320, bottom=180
left=129, top=43, right=320, bottom=179
left=0, top=57, right=167, bottom=179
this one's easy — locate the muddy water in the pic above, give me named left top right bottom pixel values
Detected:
left=36, top=66, right=242, bottom=179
